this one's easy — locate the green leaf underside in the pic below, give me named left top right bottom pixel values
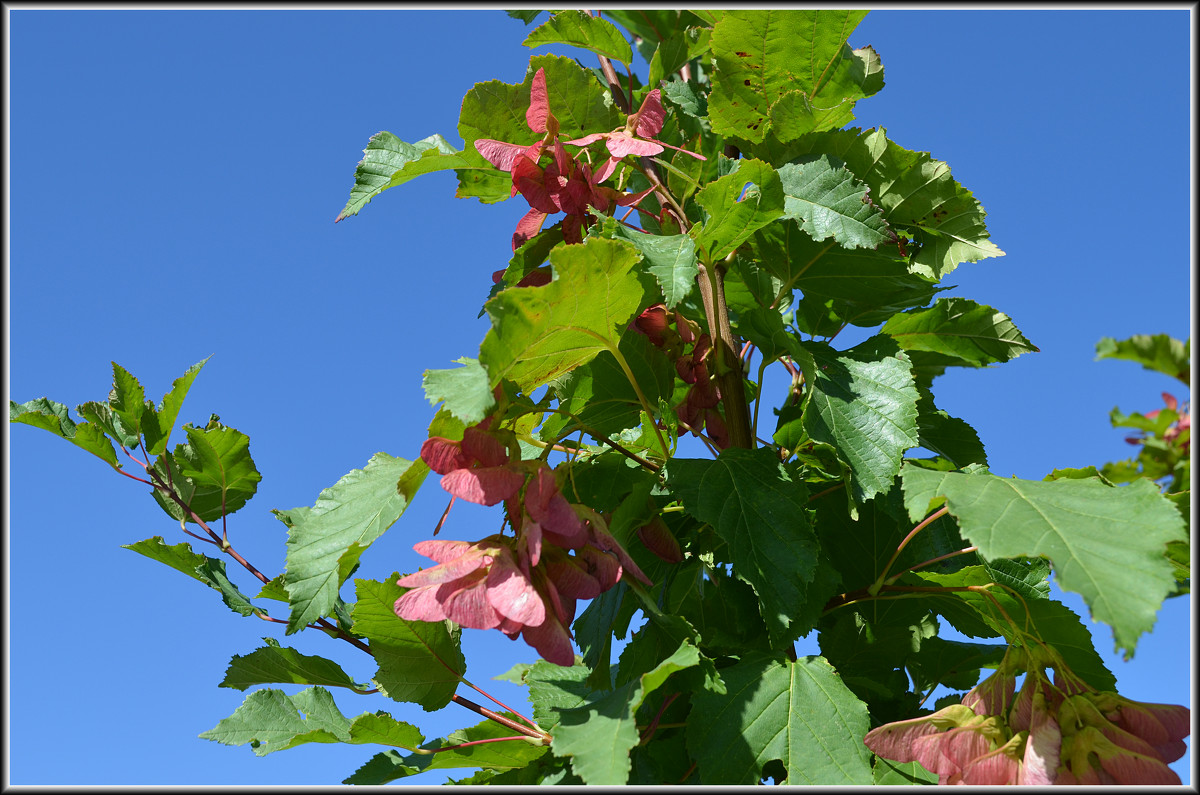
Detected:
left=708, top=10, right=876, bottom=144
left=523, top=10, right=633, bottom=66
left=883, top=297, right=1038, bottom=369
left=668, top=448, right=821, bottom=644
left=480, top=236, right=645, bottom=392
left=422, top=357, right=496, bottom=425
left=686, top=654, right=873, bottom=784
left=336, top=133, right=468, bottom=222
left=901, top=465, right=1186, bottom=656
left=278, top=453, right=419, bottom=633
left=351, top=575, right=465, bottom=710
left=803, top=337, right=920, bottom=502
left=1095, top=333, right=1190, bottom=384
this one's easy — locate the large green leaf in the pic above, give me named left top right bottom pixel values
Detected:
left=335, top=133, right=470, bottom=222
left=150, top=421, right=261, bottom=523
left=276, top=453, right=421, bottom=633
left=913, top=383, right=988, bottom=468
left=422, top=357, right=496, bottom=426
left=523, top=10, right=633, bottom=65
left=803, top=336, right=920, bottom=502
left=1095, top=333, right=1190, bottom=384
left=883, top=297, right=1038, bottom=371
left=218, top=637, right=368, bottom=692
left=761, top=127, right=1004, bottom=279
left=199, top=687, right=354, bottom=756
left=604, top=223, right=698, bottom=309
left=10, top=397, right=121, bottom=470
left=344, top=717, right=548, bottom=784
left=708, top=10, right=878, bottom=144
left=901, top=465, right=1187, bottom=656
left=692, top=158, right=784, bottom=261
left=551, top=641, right=700, bottom=784
left=350, top=575, right=465, bottom=710
left=777, top=154, right=890, bottom=249
left=479, top=236, right=645, bottom=391
left=685, top=654, right=873, bottom=784
left=667, top=447, right=823, bottom=644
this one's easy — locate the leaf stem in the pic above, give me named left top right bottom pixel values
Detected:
left=871, top=506, right=950, bottom=595
left=696, top=256, right=753, bottom=449
left=449, top=694, right=550, bottom=743
left=884, top=546, right=978, bottom=584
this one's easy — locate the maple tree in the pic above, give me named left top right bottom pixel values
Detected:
left=10, top=10, right=1190, bottom=785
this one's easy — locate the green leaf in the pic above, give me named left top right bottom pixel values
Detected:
left=76, top=400, right=140, bottom=449
left=276, top=453, right=419, bottom=633
left=143, top=357, right=209, bottom=455
left=748, top=221, right=942, bottom=328
left=777, top=154, right=891, bottom=249
left=803, top=336, right=920, bottom=502
left=344, top=717, right=548, bottom=784
left=765, top=127, right=1004, bottom=279
left=906, top=566, right=1117, bottom=691
left=901, top=465, right=1187, bottom=656
left=1095, top=333, right=1190, bottom=384
left=873, top=758, right=938, bottom=785
left=199, top=686, right=351, bottom=756
left=523, top=10, right=633, bottom=66
left=708, top=10, right=876, bottom=144
left=913, top=384, right=988, bottom=468
left=692, top=158, right=784, bottom=260
left=218, top=637, right=368, bottom=692
left=107, top=362, right=147, bottom=440
left=883, top=297, right=1038, bottom=371
left=540, top=329, right=674, bottom=442
left=422, top=357, right=496, bottom=425
left=123, top=535, right=262, bottom=617
left=335, top=132, right=469, bottom=222
left=667, top=447, right=822, bottom=644
left=479, top=236, right=645, bottom=392
left=10, top=397, right=123, bottom=470
left=905, top=636, right=1007, bottom=694
left=552, top=641, right=700, bottom=784
left=351, top=575, right=465, bottom=710
left=605, top=225, right=698, bottom=309
left=685, top=654, right=873, bottom=784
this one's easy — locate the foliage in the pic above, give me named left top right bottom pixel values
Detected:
left=11, top=9, right=1189, bottom=786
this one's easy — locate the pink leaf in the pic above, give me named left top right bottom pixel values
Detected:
left=633, top=89, right=666, bottom=137
left=526, top=67, right=554, bottom=134
left=562, top=132, right=606, bottom=148
left=512, top=155, right=560, bottom=214
left=461, top=426, right=511, bottom=468
left=474, top=139, right=531, bottom=171
left=420, top=436, right=468, bottom=475
left=521, top=614, right=575, bottom=666
left=413, top=538, right=477, bottom=564
left=605, top=133, right=665, bottom=158
left=394, top=586, right=448, bottom=623
left=636, top=517, right=683, bottom=563
left=438, top=569, right=502, bottom=629
left=396, top=546, right=491, bottom=588
left=486, top=552, right=546, bottom=626
left=513, top=207, right=549, bottom=251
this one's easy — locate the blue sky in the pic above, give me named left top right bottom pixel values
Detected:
left=6, top=7, right=1191, bottom=786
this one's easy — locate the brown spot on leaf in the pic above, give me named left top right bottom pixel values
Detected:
left=744, top=79, right=752, bottom=86
left=735, top=51, right=750, bottom=57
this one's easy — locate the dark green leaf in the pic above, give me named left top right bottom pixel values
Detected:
left=218, top=637, right=368, bottom=692
left=777, top=154, right=891, bottom=249
left=10, top=397, right=122, bottom=469
left=199, top=687, right=351, bottom=756
left=143, top=357, right=209, bottom=455
left=123, top=535, right=263, bottom=617
left=351, top=575, right=465, bottom=710
left=883, top=297, right=1038, bottom=369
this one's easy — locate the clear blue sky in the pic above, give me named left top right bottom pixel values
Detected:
left=7, top=7, right=1191, bottom=786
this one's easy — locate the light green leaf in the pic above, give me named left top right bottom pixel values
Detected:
left=422, top=357, right=496, bottom=425
left=667, top=447, right=822, bottom=644
left=693, top=158, right=784, bottom=260
left=276, top=453, right=418, bottom=633
left=1095, top=333, right=1190, bottom=385
left=143, top=357, right=209, bottom=455
left=708, top=10, right=876, bottom=144
left=479, top=236, right=645, bottom=392
left=606, top=224, right=698, bottom=308
left=883, top=297, right=1038, bottom=370
left=524, top=10, right=633, bottom=66
left=686, top=654, right=873, bottom=784
left=218, top=637, right=369, bottom=692
left=803, top=336, right=920, bottom=502
left=351, top=575, right=465, bottom=710
left=900, top=465, right=1187, bottom=656
left=10, top=397, right=122, bottom=470
left=199, top=687, right=351, bottom=756
left=552, top=641, right=700, bottom=784
left=777, top=155, right=891, bottom=249
left=335, top=133, right=469, bottom=222
left=873, top=758, right=938, bottom=785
